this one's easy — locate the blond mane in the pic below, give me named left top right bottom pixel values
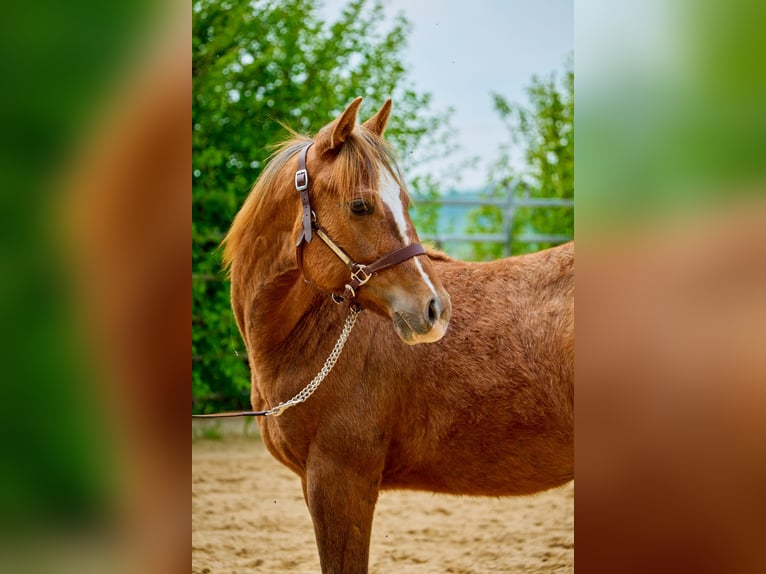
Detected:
left=220, top=136, right=308, bottom=271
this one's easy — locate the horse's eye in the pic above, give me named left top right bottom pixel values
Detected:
left=349, top=198, right=373, bottom=216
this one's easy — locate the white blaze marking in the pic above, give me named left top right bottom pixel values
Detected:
left=378, top=166, right=438, bottom=297
left=378, top=168, right=411, bottom=245
left=414, top=257, right=438, bottom=296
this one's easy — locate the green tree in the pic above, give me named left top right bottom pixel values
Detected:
left=192, top=0, right=456, bottom=412
left=466, top=57, right=574, bottom=260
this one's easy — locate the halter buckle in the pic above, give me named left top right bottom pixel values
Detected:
left=295, top=169, right=308, bottom=191
left=351, top=265, right=372, bottom=286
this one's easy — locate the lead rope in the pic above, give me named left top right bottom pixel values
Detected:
left=192, top=305, right=360, bottom=418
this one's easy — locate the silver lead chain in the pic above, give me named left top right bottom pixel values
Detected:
left=265, top=306, right=360, bottom=416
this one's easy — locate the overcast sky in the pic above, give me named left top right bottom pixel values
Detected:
left=319, top=0, right=573, bottom=190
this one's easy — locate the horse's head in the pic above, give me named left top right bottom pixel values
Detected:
left=295, top=97, right=451, bottom=344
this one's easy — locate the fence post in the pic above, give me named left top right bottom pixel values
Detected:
left=502, top=184, right=514, bottom=257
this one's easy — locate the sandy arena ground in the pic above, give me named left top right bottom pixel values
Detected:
left=192, top=432, right=573, bottom=573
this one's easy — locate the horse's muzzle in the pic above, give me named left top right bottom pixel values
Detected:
left=393, top=294, right=451, bottom=345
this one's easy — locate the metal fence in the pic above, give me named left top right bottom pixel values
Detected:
left=413, top=185, right=574, bottom=258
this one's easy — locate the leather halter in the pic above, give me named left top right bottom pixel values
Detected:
left=294, top=142, right=426, bottom=302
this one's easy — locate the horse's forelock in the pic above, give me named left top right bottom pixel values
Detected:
left=330, top=131, right=406, bottom=201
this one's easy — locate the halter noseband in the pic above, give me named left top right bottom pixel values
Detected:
left=294, top=142, right=426, bottom=303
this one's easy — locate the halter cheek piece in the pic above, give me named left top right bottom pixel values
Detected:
left=294, top=142, right=426, bottom=303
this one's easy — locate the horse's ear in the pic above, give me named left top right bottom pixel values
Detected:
left=362, top=99, right=392, bottom=137
left=315, top=97, right=363, bottom=155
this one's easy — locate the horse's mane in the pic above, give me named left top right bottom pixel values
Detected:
left=221, top=126, right=406, bottom=272
left=221, top=135, right=309, bottom=271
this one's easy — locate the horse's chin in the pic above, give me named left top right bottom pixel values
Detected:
left=393, top=315, right=448, bottom=345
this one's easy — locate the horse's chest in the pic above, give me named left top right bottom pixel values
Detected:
left=258, top=418, right=311, bottom=476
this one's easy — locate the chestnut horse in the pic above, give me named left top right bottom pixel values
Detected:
left=222, top=97, right=574, bottom=573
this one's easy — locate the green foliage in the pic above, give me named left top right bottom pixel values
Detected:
left=464, top=201, right=505, bottom=261
left=192, top=0, right=457, bottom=412
left=466, top=56, right=574, bottom=259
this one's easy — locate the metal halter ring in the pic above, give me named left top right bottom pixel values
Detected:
left=350, top=265, right=372, bottom=286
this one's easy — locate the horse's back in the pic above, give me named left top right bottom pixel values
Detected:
left=433, top=241, right=574, bottom=369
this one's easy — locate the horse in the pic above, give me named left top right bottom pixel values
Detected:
left=221, top=97, right=574, bottom=573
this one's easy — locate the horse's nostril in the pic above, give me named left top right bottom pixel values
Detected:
left=426, top=298, right=439, bottom=328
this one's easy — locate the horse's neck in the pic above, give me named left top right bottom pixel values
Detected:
left=229, top=188, right=329, bottom=359
left=246, top=267, right=332, bottom=363
left=236, top=214, right=296, bottom=285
